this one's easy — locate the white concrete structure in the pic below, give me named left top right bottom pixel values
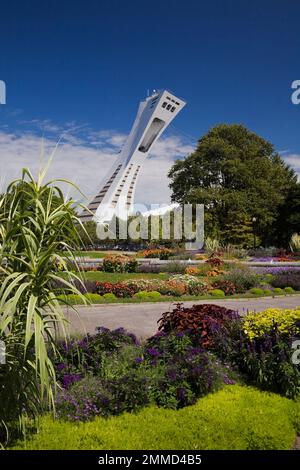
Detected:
left=79, top=90, right=186, bottom=224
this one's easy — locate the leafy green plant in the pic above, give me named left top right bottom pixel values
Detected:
left=249, top=288, right=264, bottom=295
left=102, top=293, right=117, bottom=301
left=273, top=287, right=284, bottom=295
left=284, top=287, right=295, bottom=293
left=133, top=291, right=162, bottom=301
left=0, top=168, right=86, bottom=442
left=210, top=289, right=225, bottom=297
left=11, top=386, right=299, bottom=450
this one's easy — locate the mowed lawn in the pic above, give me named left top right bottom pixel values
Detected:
left=71, top=251, right=137, bottom=259
left=82, top=271, right=170, bottom=282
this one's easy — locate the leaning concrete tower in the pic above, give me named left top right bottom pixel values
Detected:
left=79, top=89, right=186, bottom=224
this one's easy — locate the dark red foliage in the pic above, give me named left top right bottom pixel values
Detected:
left=211, top=279, right=236, bottom=296
left=205, top=256, right=224, bottom=267
left=158, top=303, right=239, bottom=348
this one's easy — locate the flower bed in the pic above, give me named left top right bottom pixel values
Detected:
left=102, top=254, right=138, bottom=273
left=47, top=303, right=300, bottom=426
left=95, top=275, right=209, bottom=298
left=139, top=248, right=174, bottom=260
left=53, top=326, right=227, bottom=421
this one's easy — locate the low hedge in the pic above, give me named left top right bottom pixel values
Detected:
left=133, top=291, right=162, bottom=301
left=12, top=386, right=299, bottom=450
left=58, top=293, right=102, bottom=305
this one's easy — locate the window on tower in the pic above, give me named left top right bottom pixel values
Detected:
left=138, top=117, right=165, bottom=153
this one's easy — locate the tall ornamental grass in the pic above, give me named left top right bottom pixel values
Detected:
left=0, top=168, right=87, bottom=443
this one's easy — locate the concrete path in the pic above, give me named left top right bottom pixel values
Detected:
left=64, top=295, right=300, bottom=339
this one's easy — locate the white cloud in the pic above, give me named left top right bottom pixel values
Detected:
left=0, top=127, right=194, bottom=206
left=282, top=154, right=300, bottom=179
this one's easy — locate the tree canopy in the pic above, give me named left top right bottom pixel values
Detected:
left=168, top=124, right=298, bottom=246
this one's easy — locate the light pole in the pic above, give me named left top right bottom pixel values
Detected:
left=252, top=217, right=257, bottom=249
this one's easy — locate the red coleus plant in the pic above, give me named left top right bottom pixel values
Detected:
left=158, top=303, right=239, bottom=348
left=205, top=255, right=224, bottom=267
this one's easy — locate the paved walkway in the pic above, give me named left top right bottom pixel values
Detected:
left=64, top=295, right=300, bottom=339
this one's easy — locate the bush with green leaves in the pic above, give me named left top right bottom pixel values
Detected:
left=11, top=386, right=300, bottom=450
left=58, top=293, right=102, bottom=305
left=133, top=291, right=162, bottom=301
left=249, top=288, right=264, bottom=295
left=0, top=169, right=87, bottom=443
left=220, top=266, right=260, bottom=293
left=210, top=289, right=225, bottom=297
left=273, top=287, right=284, bottom=295
left=102, top=293, right=117, bottom=301
left=285, top=286, right=295, bottom=293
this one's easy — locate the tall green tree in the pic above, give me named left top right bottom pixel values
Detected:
left=168, top=124, right=297, bottom=245
left=271, top=183, right=300, bottom=247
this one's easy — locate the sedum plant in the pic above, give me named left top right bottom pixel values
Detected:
left=0, top=168, right=87, bottom=442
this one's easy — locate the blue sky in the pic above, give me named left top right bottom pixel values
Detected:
left=0, top=0, right=299, bottom=204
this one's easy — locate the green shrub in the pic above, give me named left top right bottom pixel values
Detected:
left=59, top=293, right=103, bottom=305
left=273, top=287, right=284, bottom=295
left=58, top=294, right=87, bottom=305
left=83, top=293, right=102, bottom=303
left=12, top=386, right=298, bottom=450
left=102, top=293, right=117, bottom=301
left=284, top=287, right=295, bottom=294
left=210, top=289, right=225, bottom=298
left=263, top=289, right=272, bottom=295
left=133, top=291, right=162, bottom=301
left=249, top=288, right=264, bottom=295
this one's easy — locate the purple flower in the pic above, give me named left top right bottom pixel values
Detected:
left=135, top=357, right=143, bottom=364
left=177, top=387, right=187, bottom=400
left=96, top=326, right=109, bottom=333
left=114, top=327, right=126, bottom=334
left=223, top=375, right=236, bottom=385
left=166, top=369, right=179, bottom=381
left=145, top=347, right=160, bottom=357
left=61, top=373, right=83, bottom=389
left=176, top=331, right=185, bottom=338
